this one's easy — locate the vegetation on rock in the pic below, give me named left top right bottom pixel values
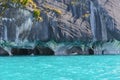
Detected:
left=0, top=0, right=42, bottom=21
left=33, top=9, right=42, bottom=21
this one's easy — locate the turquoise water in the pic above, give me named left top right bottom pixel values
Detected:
left=0, top=56, right=120, bottom=80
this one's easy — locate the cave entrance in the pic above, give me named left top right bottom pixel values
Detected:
left=11, top=48, right=33, bottom=56
left=88, top=48, right=94, bottom=55
left=34, top=46, right=55, bottom=56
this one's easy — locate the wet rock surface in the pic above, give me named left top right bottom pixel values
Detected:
left=66, top=46, right=83, bottom=55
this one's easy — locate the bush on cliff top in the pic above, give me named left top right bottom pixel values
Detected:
left=0, top=0, right=42, bottom=21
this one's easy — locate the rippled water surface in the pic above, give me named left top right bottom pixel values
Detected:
left=0, top=56, right=120, bottom=80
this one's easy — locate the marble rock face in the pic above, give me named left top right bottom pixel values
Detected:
left=1, top=0, right=120, bottom=42
left=0, top=0, right=120, bottom=55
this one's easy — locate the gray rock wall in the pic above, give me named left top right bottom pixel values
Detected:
left=0, top=0, right=113, bottom=42
left=0, top=0, right=120, bottom=55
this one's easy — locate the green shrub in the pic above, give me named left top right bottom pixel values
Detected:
left=33, top=9, right=40, bottom=18
left=21, top=0, right=28, bottom=5
left=33, top=9, right=42, bottom=21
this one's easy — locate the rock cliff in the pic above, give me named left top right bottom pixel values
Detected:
left=0, top=0, right=120, bottom=56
